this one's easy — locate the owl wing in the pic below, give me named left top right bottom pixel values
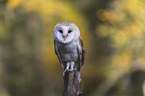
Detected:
left=78, top=37, right=85, bottom=68
left=54, top=40, right=64, bottom=69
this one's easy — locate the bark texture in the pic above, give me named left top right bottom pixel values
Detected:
left=63, top=71, right=82, bottom=96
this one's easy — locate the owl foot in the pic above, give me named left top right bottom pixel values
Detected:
left=63, top=70, right=66, bottom=77
left=63, top=62, right=75, bottom=77
left=70, top=61, right=75, bottom=71
left=67, top=69, right=73, bottom=71
left=63, top=69, right=72, bottom=77
left=63, top=62, right=70, bottom=77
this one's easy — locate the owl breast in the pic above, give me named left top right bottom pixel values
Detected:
left=58, top=41, right=78, bottom=62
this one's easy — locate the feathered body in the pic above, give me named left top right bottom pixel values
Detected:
left=57, top=42, right=78, bottom=61
left=54, top=21, right=85, bottom=77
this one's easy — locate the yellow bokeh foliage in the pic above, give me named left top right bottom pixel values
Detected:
left=6, top=0, right=89, bottom=77
left=96, top=0, right=145, bottom=79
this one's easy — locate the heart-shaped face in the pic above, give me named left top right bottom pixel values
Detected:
left=54, top=21, right=80, bottom=44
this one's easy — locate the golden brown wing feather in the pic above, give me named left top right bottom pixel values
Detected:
left=79, top=37, right=85, bottom=68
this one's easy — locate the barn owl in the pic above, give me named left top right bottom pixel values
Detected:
left=53, top=21, right=85, bottom=79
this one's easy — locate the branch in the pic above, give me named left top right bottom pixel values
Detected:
left=63, top=70, right=82, bottom=96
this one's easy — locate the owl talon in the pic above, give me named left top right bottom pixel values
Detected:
left=63, top=71, right=65, bottom=77
left=63, top=69, right=67, bottom=77
left=63, top=66, right=70, bottom=77
left=63, top=62, right=75, bottom=77
left=63, top=69, right=74, bottom=77
left=67, top=69, right=73, bottom=71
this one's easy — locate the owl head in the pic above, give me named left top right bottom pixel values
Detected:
left=54, top=21, right=80, bottom=44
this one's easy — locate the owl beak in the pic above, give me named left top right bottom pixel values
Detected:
left=63, top=34, right=68, bottom=40
left=63, top=36, right=68, bottom=40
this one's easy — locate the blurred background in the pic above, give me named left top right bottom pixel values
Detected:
left=0, top=0, right=145, bottom=96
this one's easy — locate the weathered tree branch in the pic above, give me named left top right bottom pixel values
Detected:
left=63, top=70, right=82, bottom=96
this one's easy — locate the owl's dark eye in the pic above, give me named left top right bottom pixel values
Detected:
left=58, top=30, right=63, bottom=33
left=68, top=30, right=72, bottom=33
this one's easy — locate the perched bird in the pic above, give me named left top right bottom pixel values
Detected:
left=53, top=21, right=85, bottom=78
